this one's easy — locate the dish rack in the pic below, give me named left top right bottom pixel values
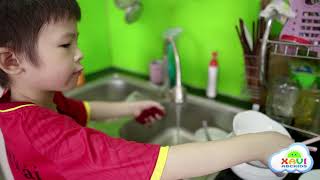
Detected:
left=260, top=0, right=320, bottom=86
left=239, top=0, right=320, bottom=106
left=256, top=0, right=320, bottom=136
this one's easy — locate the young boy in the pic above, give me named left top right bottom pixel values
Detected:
left=0, top=0, right=293, bottom=180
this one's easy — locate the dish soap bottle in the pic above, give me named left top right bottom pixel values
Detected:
left=206, top=52, right=218, bottom=98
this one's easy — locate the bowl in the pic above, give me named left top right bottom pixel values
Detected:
left=231, top=162, right=287, bottom=180
left=233, top=110, right=291, bottom=137
left=194, top=127, right=229, bottom=142
left=232, top=110, right=291, bottom=175
left=299, top=170, right=320, bottom=180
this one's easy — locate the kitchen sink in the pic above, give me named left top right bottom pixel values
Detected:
left=65, top=72, right=314, bottom=180
left=66, top=73, right=245, bottom=179
left=67, top=74, right=163, bottom=102
left=119, top=100, right=239, bottom=144
left=66, top=73, right=243, bottom=143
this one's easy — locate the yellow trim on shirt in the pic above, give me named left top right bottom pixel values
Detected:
left=0, top=104, right=36, bottom=113
left=151, top=146, right=169, bottom=180
left=83, top=101, right=91, bottom=123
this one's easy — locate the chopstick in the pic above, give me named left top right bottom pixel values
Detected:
left=239, top=19, right=252, bottom=55
left=236, top=25, right=251, bottom=56
left=237, top=18, right=264, bottom=56
left=308, top=146, right=318, bottom=152
left=252, top=21, right=256, bottom=53
left=303, top=136, right=320, bottom=145
left=254, top=19, right=260, bottom=55
left=235, top=25, right=242, bottom=44
left=300, top=136, right=320, bottom=152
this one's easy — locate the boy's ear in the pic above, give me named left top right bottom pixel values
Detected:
left=0, top=47, right=24, bottom=75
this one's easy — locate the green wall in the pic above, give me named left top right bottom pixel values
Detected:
left=77, top=0, right=112, bottom=74
left=78, top=0, right=263, bottom=100
left=106, top=0, right=261, bottom=100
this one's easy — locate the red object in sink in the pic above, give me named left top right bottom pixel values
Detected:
left=135, top=107, right=165, bottom=124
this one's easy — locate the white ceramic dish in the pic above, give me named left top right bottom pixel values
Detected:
left=194, top=127, right=228, bottom=142
left=233, top=110, right=291, bottom=137
left=299, top=170, right=320, bottom=180
left=231, top=110, right=291, bottom=179
left=231, top=162, right=287, bottom=180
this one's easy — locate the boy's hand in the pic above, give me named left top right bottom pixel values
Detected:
left=258, top=132, right=294, bottom=165
left=131, top=101, right=165, bottom=126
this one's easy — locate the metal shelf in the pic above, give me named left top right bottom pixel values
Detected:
left=268, top=40, right=320, bottom=60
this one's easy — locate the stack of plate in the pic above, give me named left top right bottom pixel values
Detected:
left=231, top=110, right=291, bottom=180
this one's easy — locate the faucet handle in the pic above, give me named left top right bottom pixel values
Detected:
left=170, top=86, right=186, bottom=104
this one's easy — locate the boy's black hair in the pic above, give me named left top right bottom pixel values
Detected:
left=0, top=0, right=81, bottom=88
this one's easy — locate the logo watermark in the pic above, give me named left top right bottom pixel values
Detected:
left=269, top=143, right=314, bottom=174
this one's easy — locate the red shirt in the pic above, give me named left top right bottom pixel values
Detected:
left=0, top=90, right=168, bottom=180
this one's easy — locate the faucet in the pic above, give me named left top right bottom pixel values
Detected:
left=165, top=36, right=186, bottom=104
left=259, top=0, right=296, bottom=85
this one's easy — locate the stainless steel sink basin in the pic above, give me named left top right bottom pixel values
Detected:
left=67, top=73, right=244, bottom=144
left=67, top=74, right=163, bottom=102
left=119, top=100, right=239, bottom=145
left=66, top=72, right=245, bottom=179
left=150, top=127, right=197, bottom=145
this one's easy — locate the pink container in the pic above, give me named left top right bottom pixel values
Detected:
left=149, top=60, right=164, bottom=85
left=280, top=0, right=320, bottom=57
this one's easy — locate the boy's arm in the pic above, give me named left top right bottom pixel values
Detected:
left=161, top=132, right=293, bottom=180
left=87, top=101, right=164, bottom=121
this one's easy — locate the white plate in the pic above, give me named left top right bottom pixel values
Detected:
left=232, top=110, right=291, bottom=170
left=231, top=162, right=287, bottom=180
left=233, top=110, right=291, bottom=137
left=299, top=170, right=320, bottom=180
left=194, top=127, right=228, bottom=142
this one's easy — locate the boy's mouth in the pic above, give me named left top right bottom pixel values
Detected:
left=73, top=67, right=83, bottom=75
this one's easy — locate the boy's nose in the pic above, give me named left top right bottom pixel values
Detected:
left=74, top=48, right=84, bottom=62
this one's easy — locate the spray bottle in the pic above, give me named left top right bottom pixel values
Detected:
left=207, top=52, right=218, bottom=98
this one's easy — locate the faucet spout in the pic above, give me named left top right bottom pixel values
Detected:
left=167, top=37, right=186, bottom=104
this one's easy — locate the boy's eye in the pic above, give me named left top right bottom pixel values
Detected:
left=60, top=43, right=71, bottom=48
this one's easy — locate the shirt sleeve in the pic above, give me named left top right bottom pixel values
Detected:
left=22, top=107, right=168, bottom=180
left=53, top=92, right=90, bottom=127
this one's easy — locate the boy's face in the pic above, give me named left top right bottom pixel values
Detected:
left=21, top=19, right=83, bottom=91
